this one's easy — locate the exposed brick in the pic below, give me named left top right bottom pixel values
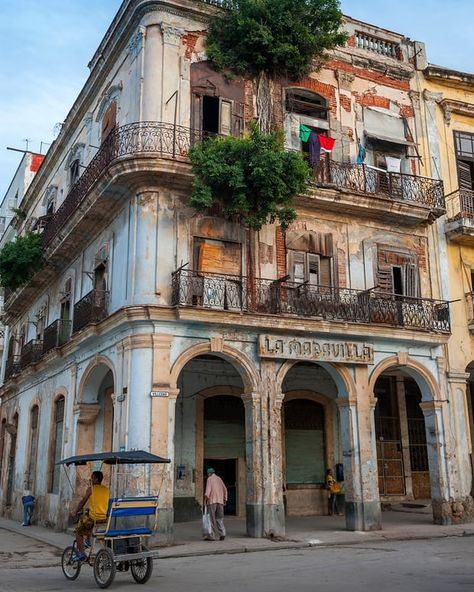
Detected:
left=325, top=59, right=410, bottom=91
left=353, top=91, right=390, bottom=110
left=337, top=248, right=347, bottom=288
left=339, top=94, right=352, bottom=112
left=276, top=227, right=286, bottom=278
left=181, top=31, right=205, bottom=59
left=399, top=104, right=415, bottom=119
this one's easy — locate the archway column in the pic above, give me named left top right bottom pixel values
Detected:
left=242, top=392, right=264, bottom=537
left=338, top=366, right=381, bottom=531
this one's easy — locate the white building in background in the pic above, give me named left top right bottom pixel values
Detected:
left=0, top=0, right=471, bottom=541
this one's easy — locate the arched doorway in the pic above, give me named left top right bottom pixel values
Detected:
left=173, top=355, right=246, bottom=524
left=374, top=373, right=430, bottom=501
left=281, top=362, right=339, bottom=516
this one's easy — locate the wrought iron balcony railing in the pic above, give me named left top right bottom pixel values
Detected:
left=72, top=289, right=109, bottom=334
left=20, top=340, right=43, bottom=369
left=41, top=122, right=214, bottom=249
left=171, top=269, right=450, bottom=332
left=42, top=319, right=72, bottom=354
left=5, top=355, right=21, bottom=380
left=446, top=189, right=474, bottom=221
left=314, top=161, right=445, bottom=210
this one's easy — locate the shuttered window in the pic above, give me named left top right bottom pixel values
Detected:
left=377, top=247, right=420, bottom=297
left=458, top=160, right=473, bottom=191
left=192, top=94, right=243, bottom=137
left=288, top=251, right=332, bottom=287
left=101, top=101, right=117, bottom=143
left=454, top=131, right=474, bottom=191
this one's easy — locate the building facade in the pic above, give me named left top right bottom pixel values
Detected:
left=0, top=0, right=471, bottom=541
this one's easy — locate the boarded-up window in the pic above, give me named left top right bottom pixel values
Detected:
left=284, top=399, right=325, bottom=484
left=27, top=406, right=39, bottom=490
left=195, top=238, right=242, bottom=275
left=101, top=101, right=117, bottom=143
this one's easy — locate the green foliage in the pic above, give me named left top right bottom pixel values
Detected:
left=206, top=0, right=347, bottom=80
left=188, top=125, right=311, bottom=231
left=0, top=231, right=43, bottom=292
left=10, top=207, right=27, bottom=220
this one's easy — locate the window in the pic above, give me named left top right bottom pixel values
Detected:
left=192, top=94, right=243, bottom=137
left=288, top=251, right=333, bottom=287
left=27, top=406, right=40, bottom=490
left=36, top=306, right=47, bottom=341
left=60, top=279, right=72, bottom=343
left=377, top=247, right=419, bottom=297
left=49, top=397, right=65, bottom=493
left=286, top=89, right=328, bottom=120
left=69, top=159, right=81, bottom=186
left=101, top=101, right=117, bottom=143
left=193, top=238, right=242, bottom=276
left=454, top=131, right=474, bottom=191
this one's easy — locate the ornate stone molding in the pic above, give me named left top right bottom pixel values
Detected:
left=447, top=371, right=470, bottom=384
left=128, top=26, right=146, bottom=60
left=210, top=336, right=223, bottom=352
left=161, top=23, right=184, bottom=46
left=439, top=98, right=474, bottom=126
left=74, top=403, right=100, bottom=424
left=422, top=90, right=443, bottom=105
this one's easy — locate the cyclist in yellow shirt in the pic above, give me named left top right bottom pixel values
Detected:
left=70, top=470, right=109, bottom=561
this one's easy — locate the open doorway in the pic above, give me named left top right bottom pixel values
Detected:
left=204, top=458, right=237, bottom=515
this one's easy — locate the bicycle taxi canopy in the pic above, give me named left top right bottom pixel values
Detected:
left=58, top=450, right=170, bottom=466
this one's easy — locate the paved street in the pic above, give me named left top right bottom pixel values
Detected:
left=0, top=529, right=473, bottom=592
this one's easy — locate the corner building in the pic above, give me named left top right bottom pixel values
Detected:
left=0, top=1, right=471, bottom=540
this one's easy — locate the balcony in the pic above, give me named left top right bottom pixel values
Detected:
left=42, top=319, right=72, bottom=354
left=171, top=269, right=450, bottom=333
left=72, top=290, right=109, bottom=334
left=20, top=340, right=43, bottom=370
left=309, top=161, right=445, bottom=224
left=5, top=355, right=21, bottom=380
left=445, top=189, right=474, bottom=244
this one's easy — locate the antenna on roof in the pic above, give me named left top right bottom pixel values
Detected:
left=23, top=138, right=31, bottom=151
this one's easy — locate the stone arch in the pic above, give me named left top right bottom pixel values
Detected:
left=369, top=355, right=440, bottom=402
left=77, top=356, right=116, bottom=404
left=65, top=142, right=85, bottom=170
left=276, top=360, right=356, bottom=400
left=95, top=84, right=122, bottom=122
left=170, top=342, right=259, bottom=395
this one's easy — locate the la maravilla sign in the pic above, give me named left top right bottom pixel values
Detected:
left=258, top=335, right=374, bottom=364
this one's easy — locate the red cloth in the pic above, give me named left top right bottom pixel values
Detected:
left=318, top=135, right=335, bottom=152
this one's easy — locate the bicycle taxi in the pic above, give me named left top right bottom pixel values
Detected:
left=59, top=450, right=170, bottom=589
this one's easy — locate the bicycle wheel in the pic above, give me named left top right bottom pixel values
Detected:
left=61, top=545, right=81, bottom=581
left=93, top=547, right=116, bottom=589
left=130, top=555, right=153, bottom=584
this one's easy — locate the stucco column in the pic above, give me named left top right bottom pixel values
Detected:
left=264, top=392, right=286, bottom=537
left=242, top=392, right=264, bottom=537
left=142, top=24, right=163, bottom=121
left=131, top=191, right=159, bottom=303
left=338, top=366, right=381, bottom=531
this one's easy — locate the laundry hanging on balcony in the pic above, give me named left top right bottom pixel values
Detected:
left=356, top=143, right=366, bottom=164
left=385, top=156, right=401, bottom=172
left=308, top=132, right=321, bottom=167
left=318, top=135, right=335, bottom=152
left=299, top=123, right=312, bottom=142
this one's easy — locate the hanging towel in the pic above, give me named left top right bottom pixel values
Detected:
left=299, top=123, right=312, bottom=142
left=385, top=156, right=401, bottom=172
left=318, top=135, right=336, bottom=152
left=356, top=144, right=366, bottom=164
left=308, top=132, right=321, bottom=167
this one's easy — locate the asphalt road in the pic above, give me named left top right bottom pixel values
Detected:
left=0, top=531, right=473, bottom=592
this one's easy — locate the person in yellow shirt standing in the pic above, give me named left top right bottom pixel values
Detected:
left=70, top=470, right=109, bottom=561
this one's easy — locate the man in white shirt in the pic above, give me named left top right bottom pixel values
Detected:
left=204, top=468, right=228, bottom=541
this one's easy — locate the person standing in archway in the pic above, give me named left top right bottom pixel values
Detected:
left=325, top=468, right=342, bottom=516
left=204, top=468, right=228, bottom=541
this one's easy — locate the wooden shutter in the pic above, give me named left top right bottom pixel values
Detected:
left=404, top=264, right=419, bottom=297
left=101, top=102, right=117, bottom=142
left=198, top=241, right=241, bottom=275
left=458, top=160, right=473, bottom=190
left=319, top=257, right=332, bottom=287
left=307, top=253, right=320, bottom=286
left=192, top=94, right=203, bottom=134
left=377, top=262, right=394, bottom=293
left=289, top=251, right=306, bottom=283
left=232, top=102, right=244, bottom=137
left=219, top=100, right=232, bottom=136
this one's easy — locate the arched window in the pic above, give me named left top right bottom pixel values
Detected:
left=285, top=88, right=329, bottom=120
left=65, top=143, right=85, bottom=189
left=101, top=101, right=117, bottom=143
left=26, top=405, right=40, bottom=491
left=49, top=397, right=65, bottom=493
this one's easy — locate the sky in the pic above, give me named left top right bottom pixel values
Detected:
left=0, top=0, right=472, bottom=198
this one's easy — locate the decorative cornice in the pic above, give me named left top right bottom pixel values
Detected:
left=127, top=25, right=146, bottom=60
left=439, top=98, right=474, bottom=126
left=160, top=23, right=184, bottom=45
left=422, top=89, right=443, bottom=105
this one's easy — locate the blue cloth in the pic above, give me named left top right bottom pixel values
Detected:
left=308, top=132, right=321, bottom=167
left=356, top=143, right=366, bottom=165
left=22, top=497, right=35, bottom=526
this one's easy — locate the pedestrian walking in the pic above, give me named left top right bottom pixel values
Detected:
left=203, top=467, right=227, bottom=541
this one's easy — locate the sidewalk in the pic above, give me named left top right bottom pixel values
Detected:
left=1, top=509, right=473, bottom=560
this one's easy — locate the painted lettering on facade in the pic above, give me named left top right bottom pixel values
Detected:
left=258, top=335, right=374, bottom=364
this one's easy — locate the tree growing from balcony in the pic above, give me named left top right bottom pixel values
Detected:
left=0, top=232, right=43, bottom=292
left=206, top=0, right=347, bottom=132
left=188, top=124, right=310, bottom=231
